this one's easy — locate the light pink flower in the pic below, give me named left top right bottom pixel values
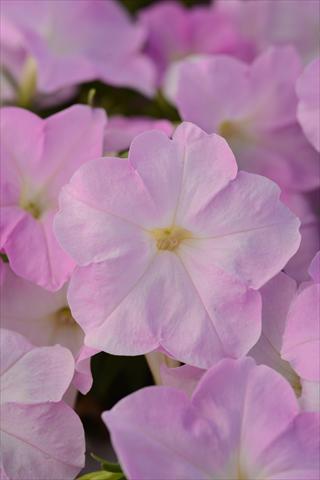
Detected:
left=1, top=0, right=155, bottom=100
left=309, top=251, right=320, bottom=282
left=54, top=122, right=300, bottom=368
left=1, top=262, right=95, bottom=394
left=165, top=47, right=320, bottom=192
left=160, top=363, right=204, bottom=397
left=281, top=191, right=320, bottom=282
left=138, top=0, right=252, bottom=85
left=249, top=258, right=320, bottom=412
left=296, top=58, right=320, bottom=152
left=281, top=254, right=320, bottom=411
left=104, top=116, right=173, bottom=154
left=216, top=0, right=320, bottom=62
left=0, top=105, right=106, bottom=290
left=0, top=329, right=85, bottom=479
left=103, top=357, right=319, bottom=480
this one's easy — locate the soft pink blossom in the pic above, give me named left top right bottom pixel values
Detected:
left=138, top=1, right=252, bottom=84
left=165, top=47, right=320, bottom=192
left=296, top=58, right=320, bottom=152
left=104, top=116, right=173, bottom=154
left=249, top=258, right=320, bottom=412
left=281, top=254, right=320, bottom=411
left=160, top=363, right=204, bottom=397
left=0, top=105, right=106, bottom=290
left=54, top=122, right=300, bottom=368
left=309, top=251, right=320, bottom=282
left=103, top=357, right=319, bottom=480
left=1, top=262, right=95, bottom=394
left=1, top=0, right=155, bottom=101
left=216, top=0, right=320, bottom=62
left=0, top=329, right=85, bottom=479
left=281, top=191, right=320, bottom=282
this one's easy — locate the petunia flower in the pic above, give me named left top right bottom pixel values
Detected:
left=281, top=190, right=320, bottom=282
left=0, top=329, right=85, bottom=480
left=0, top=105, right=106, bottom=290
left=103, top=357, right=320, bottom=480
left=1, top=262, right=96, bottom=394
left=165, top=47, right=320, bottom=192
left=54, top=122, right=300, bottom=368
left=249, top=256, right=320, bottom=412
left=160, top=363, right=204, bottom=397
left=281, top=253, right=320, bottom=411
left=0, top=0, right=156, bottom=104
left=296, top=58, right=320, bottom=152
left=138, top=0, right=252, bottom=85
left=104, top=116, right=173, bottom=155
left=215, top=0, right=320, bottom=63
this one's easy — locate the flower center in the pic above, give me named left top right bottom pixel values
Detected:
left=237, top=461, right=249, bottom=480
left=19, top=184, right=49, bottom=219
left=55, top=306, right=76, bottom=326
left=151, top=226, right=192, bottom=252
left=21, top=200, right=42, bottom=219
left=219, top=120, right=248, bottom=141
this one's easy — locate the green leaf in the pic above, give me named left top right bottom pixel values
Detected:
left=77, top=471, right=124, bottom=480
left=91, top=453, right=123, bottom=473
left=118, top=150, right=129, bottom=158
left=87, top=88, right=97, bottom=107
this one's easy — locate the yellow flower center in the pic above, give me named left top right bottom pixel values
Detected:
left=237, top=461, right=249, bottom=480
left=55, top=306, right=76, bottom=326
left=151, top=226, right=192, bottom=252
left=219, top=120, right=249, bottom=142
left=21, top=200, right=42, bottom=219
left=19, top=183, right=49, bottom=219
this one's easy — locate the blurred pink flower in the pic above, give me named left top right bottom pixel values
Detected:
left=54, top=122, right=300, bottom=368
left=1, top=262, right=96, bottom=394
left=1, top=0, right=156, bottom=102
left=296, top=58, right=320, bottom=152
left=216, top=0, right=320, bottom=62
left=0, top=105, right=106, bottom=290
left=104, top=115, right=173, bottom=154
left=249, top=257, right=320, bottom=412
left=139, top=0, right=253, bottom=85
left=309, top=251, right=320, bottom=282
left=282, top=253, right=320, bottom=411
left=165, top=47, right=319, bottom=192
left=0, top=329, right=85, bottom=480
left=160, top=363, right=204, bottom=397
left=282, top=191, right=319, bottom=282
left=103, top=357, right=319, bottom=480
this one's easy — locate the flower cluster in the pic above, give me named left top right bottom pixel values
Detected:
left=0, top=1, right=319, bottom=479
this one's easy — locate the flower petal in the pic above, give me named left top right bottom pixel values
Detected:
left=1, top=402, right=85, bottom=480
left=0, top=329, right=74, bottom=404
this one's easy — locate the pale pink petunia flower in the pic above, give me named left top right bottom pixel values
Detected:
left=138, top=0, right=253, bottom=85
left=165, top=47, right=320, bottom=192
left=1, top=262, right=96, bottom=394
left=309, top=251, right=320, bottom=283
left=54, top=122, right=300, bottom=368
left=160, top=363, right=204, bottom=397
left=215, top=0, right=320, bottom=63
left=0, top=0, right=156, bottom=103
left=296, top=58, right=320, bottom=152
left=0, top=105, right=106, bottom=290
left=248, top=256, right=320, bottom=412
left=103, top=357, right=320, bottom=480
left=281, top=253, right=320, bottom=411
left=281, top=190, right=320, bottom=282
left=104, top=116, right=173, bottom=154
left=0, top=329, right=85, bottom=480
